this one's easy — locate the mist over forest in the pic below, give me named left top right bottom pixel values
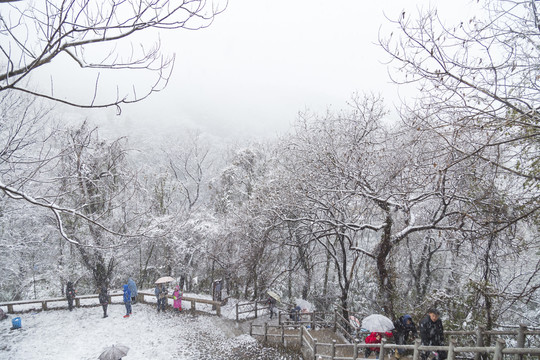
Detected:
left=0, top=0, right=538, bottom=332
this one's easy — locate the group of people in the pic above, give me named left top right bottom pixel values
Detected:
left=65, top=277, right=138, bottom=318
left=154, top=283, right=183, bottom=313
left=363, top=308, right=446, bottom=360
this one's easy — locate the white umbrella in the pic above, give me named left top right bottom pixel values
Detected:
left=361, top=314, right=394, bottom=332
left=98, top=344, right=129, bottom=360
left=267, top=290, right=281, bottom=303
left=155, top=276, right=175, bottom=284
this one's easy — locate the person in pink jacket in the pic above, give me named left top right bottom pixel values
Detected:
left=173, top=286, right=182, bottom=312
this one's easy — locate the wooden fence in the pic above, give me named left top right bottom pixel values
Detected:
left=235, top=299, right=273, bottom=321
left=0, top=291, right=221, bottom=316
left=250, top=324, right=540, bottom=360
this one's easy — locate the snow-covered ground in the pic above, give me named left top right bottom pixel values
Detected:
left=0, top=302, right=301, bottom=359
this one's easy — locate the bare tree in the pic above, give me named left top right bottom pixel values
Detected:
left=0, top=0, right=226, bottom=110
left=379, top=1, right=539, bottom=188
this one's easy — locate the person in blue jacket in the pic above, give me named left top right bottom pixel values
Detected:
left=127, top=278, right=138, bottom=304
left=123, top=284, right=132, bottom=318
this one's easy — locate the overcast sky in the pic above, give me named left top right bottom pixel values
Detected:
left=105, top=0, right=476, bottom=140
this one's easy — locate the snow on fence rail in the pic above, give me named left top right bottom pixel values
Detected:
left=0, top=291, right=221, bottom=316
left=249, top=324, right=540, bottom=360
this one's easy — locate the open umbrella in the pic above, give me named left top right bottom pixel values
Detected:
left=155, top=276, right=175, bottom=284
left=267, top=290, right=281, bottom=303
left=98, top=344, right=129, bottom=360
left=361, top=314, right=394, bottom=332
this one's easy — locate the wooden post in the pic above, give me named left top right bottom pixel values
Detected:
left=474, top=326, right=484, bottom=360
left=494, top=338, right=505, bottom=360
left=75, top=298, right=80, bottom=308
left=380, top=338, right=387, bottom=360
left=516, top=324, right=526, bottom=360
left=281, top=323, right=285, bottom=345
left=413, top=339, right=421, bottom=360
left=108, top=295, right=112, bottom=304
left=264, top=322, right=268, bottom=343
left=42, top=301, right=47, bottom=311
left=216, top=304, right=221, bottom=316
left=353, top=338, right=359, bottom=360
left=255, top=300, right=258, bottom=319
left=191, top=300, right=196, bottom=314
left=311, top=312, right=316, bottom=330
left=249, top=323, right=253, bottom=336
left=448, top=337, right=455, bottom=360
left=279, top=311, right=282, bottom=325
left=7, top=304, right=13, bottom=313
left=332, top=339, right=337, bottom=360
left=313, top=339, right=318, bottom=360
left=300, top=326, right=304, bottom=347
left=333, top=309, right=337, bottom=333
left=236, top=303, right=239, bottom=321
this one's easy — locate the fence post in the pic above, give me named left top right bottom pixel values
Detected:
left=516, top=324, right=526, bottom=360
left=333, top=309, right=337, bottom=333
left=236, top=303, right=239, bottom=321
left=380, top=338, right=387, bottom=360
left=474, top=326, right=484, bottom=360
left=191, top=300, right=196, bottom=314
left=448, top=337, right=455, bottom=360
left=42, top=301, right=47, bottom=311
left=413, top=339, right=421, bottom=360
left=75, top=298, right=80, bottom=308
left=353, top=338, right=358, bottom=360
left=281, top=323, right=285, bottom=345
left=332, top=339, right=337, bottom=360
left=313, top=339, right=318, bottom=360
left=249, top=322, right=253, bottom=336
left=312, top=312, right=316, bottom=330
left=494, top=338, right=505, bottom=360
left=7, top=304, right=13, bottom=313
left=264, top=322, right=268, bottom=343
left=216, top=303, right=221, bottom=316
left=279, top=311, right=282, bottom=325
left=255, top=300, right=258, bottom=319
left=300, top=326, right=304, bottom=347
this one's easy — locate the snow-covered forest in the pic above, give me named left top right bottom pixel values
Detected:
left=0, top=0, right=539, bottom=333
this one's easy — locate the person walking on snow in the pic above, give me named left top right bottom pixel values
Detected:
left=266, top=296, right=277, bottom=319
left=99, top=286, right=109, bottom=318
left=155, top=284, right=168, bottom=312
left=127, top=277, right=138, bottom=304
left=393, top=314, right=418, bottom=358
left=123, top=284, right=132, bottom=318
left=419, top=308, right=446, bottom=360
left=173, top=285, right=182, bottom=312
left=66, top=281, right=76, bottom=311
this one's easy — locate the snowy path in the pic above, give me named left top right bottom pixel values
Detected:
left=0, top=303, right=300, bottom=359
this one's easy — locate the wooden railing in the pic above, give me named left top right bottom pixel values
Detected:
left=0, top=293, right=125, bottom=313
left=249, top=324, right=540, bottom=360
left=138, top=291, right=221, bottom=316
left=0, top=291, right=221, bottom=316
left=235, top=300, right=275, bottom=321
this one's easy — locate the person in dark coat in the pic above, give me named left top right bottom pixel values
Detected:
left=66, top=282, right=76, bottom=311
left=123, top=284, right=132, bottom=318
left=266, top=296, right=277, bottom=319
left=155, top=284, right=168, bottom=312
left=419, top=309, right=447, bottom=360
left=99, top=286, right=109, bottom=318
left=393, top=314, right=418, bottom=358
left=127, top=278, right=138, bottom=304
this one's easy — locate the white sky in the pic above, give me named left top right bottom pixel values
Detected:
left=74, top=0, right=478, bottom=139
